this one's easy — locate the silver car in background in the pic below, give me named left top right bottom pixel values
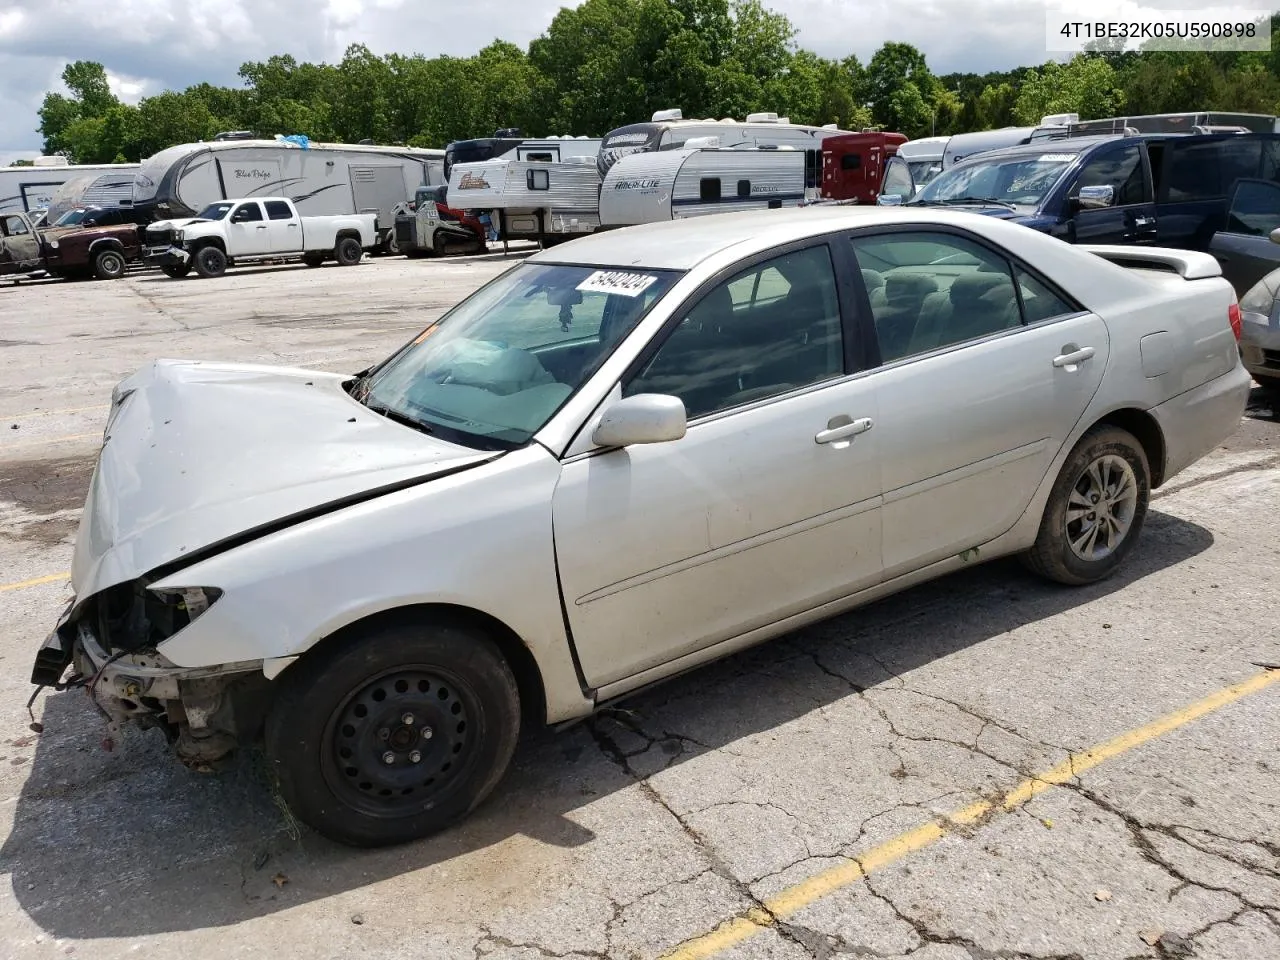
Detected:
left=32, top=208, right=1251, bottom=847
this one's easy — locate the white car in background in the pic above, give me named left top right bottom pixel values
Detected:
left=33, top=208, right=1251, bottom=847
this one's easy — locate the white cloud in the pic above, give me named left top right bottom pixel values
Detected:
left=0, top=0, right=1232, bottom=153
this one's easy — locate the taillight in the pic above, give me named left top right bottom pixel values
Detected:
left=1228, top=301, right=1242, bottom=340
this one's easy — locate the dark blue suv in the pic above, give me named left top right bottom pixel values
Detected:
left=905, top=132, right=1280, bottom=294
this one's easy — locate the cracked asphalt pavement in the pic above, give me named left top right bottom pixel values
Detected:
left=1, top=254, right=1279, bottom=960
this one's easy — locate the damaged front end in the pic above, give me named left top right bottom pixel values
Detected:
left=33, top=582, right=271, bottom=766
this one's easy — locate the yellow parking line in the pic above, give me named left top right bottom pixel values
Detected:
left=658, top=668, right=1280, bottom=960
left=0, top=432, right=98, bottom=451
left=0, top=571, right=70, bottom=593
left=0, top=403, right=108, bottom=422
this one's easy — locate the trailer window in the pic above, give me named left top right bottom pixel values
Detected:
left=841, top=154, right=862, bottom=170
left=265, top=201, right=294, bottom=220
left=737, top=179, right=751, bottom=198
left=700, top=178, right=722, bottom=202
left=805, top=149, right=820, bottom=189
left=527, top=169, right=550, bottom=191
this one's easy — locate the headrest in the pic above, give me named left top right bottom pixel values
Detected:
left=885, top=273, right=938, bottom=301
left=688, top=283, right=734, bottom=327
left=950, top=272, right=1011, bottom=306
left=861, top=268, right=885, bottom=291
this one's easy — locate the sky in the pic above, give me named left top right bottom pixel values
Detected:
left=0, top=0, right=1255, bottom=163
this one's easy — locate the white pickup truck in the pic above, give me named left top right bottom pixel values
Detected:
left=143, top=197, right=378, bottom=279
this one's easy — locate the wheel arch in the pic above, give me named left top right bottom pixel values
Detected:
left=1088, top=406, right=1167, bottom=488
left=335, top=228, right=362, bottom=243
left=88, top=237, right=125, bottom=255
left=189, top=237, right=226, bottom=254
left=286, top=603, right=548, bottom=729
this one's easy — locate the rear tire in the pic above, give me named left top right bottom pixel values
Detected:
left=161, top=263, right=191, bottom=279
left=193, top=246, right=227, bottom=278
left=384, top=232, right=400, bottom=256
left=334, top=237, right=362, bottom=266
left=264, top=619, right=521, bottom=847
left=1022, top=426, right=1150, bottom=585
left=92, top=248, right=126, bottom=280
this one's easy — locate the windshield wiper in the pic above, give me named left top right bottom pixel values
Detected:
left=363, top=401, right=434, bottom=436
left=931, top=197, right=1019, bottom=210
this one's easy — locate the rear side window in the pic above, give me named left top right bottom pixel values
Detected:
left=1166, top=139, right=1262, bottom=201
left=1015, top=268, right=1077, bottom=323
left=265, top=201, right=293, bottom=220
left=1224, top=179, right=1280, bottom=236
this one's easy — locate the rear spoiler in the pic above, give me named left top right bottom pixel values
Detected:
left=1080, top=245, right=1222, bottom=280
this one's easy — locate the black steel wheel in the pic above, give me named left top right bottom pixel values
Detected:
left=265, top=619, right=521, bottom=847
left=193, top=245, right=227, bottom=278
left=334, top=236, right=363, bottom=266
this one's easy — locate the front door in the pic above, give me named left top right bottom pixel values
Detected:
left=552, top=242, right=884, bottom=687
left=1209, top=178, right=1280, bottom=295
left=1068, top=142, right=1158, bottom=245
left=226, top=201, right=270, bottom=255
left=263, top=199, right=301, bottom=253
left=0, top=215, right=41, bottom=272
left=848, top=228, right=1109, bottom=577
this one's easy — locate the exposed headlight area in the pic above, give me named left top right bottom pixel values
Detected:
left=92, top=580, right=223, bottom=655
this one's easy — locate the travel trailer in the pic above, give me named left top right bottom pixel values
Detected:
left=0, top=158, right=139, bottom=216
left=44, top=171, right=141, bottom=224
left=443, top=133, right=603, bottom=179
left=941, top=121, right=1072, bottom=169
left=448, top=154, right=603, bottom=243
left=599, top=132, right=914, bottom=226
left=597, top=109, right=852, bottom=182
left=130, top=138, right=445, bottom=253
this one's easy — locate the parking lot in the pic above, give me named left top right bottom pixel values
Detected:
left=1, top=254, right=1278, bottom=960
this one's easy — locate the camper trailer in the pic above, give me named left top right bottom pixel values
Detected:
left=599, top=133, right=914, bottom=226
left=941, top=121, right=1071, bottom=169
left=443, top=134, right=603, bottom=180
left=0, top=158, right=139, bottom=217
left=1066, top=111, right=1278, bottom=136
left=44, top=171, right=141, bottom=224
left=597, top=109, right=851, bottom=183
left=448, top=154, right=603, bottom=243
left=130, top=138, right=445, bottom=253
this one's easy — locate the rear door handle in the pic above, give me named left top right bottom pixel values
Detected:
left=1053, top=346, right=1096, bottom=368
left=256, top=225, right=268, bottom=230
left=816, top=417, right=874, bottom=444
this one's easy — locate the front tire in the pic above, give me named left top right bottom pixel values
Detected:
left=1023, top=426, right=1150, bottom=585
left=264, top=619, right=521, bottom=847
left=383, top=231, right=400, bottom=256
left=193, top=246, right=227, bottom=278
left=161, top=263, right=191, bottom=279
left=93, top=248, right=126, bottom=280
left=334, top=236, right=363, bottom=266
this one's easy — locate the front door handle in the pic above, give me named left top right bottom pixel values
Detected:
left=816, top=417, right=874, bottom=444
left=1053, top=346, right=1096, bottom=369
left=255, top=224, right=268, bottom=230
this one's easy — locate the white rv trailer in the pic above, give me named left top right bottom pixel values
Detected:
left=941, top=118, right=1072, bottom=169
left=130, top=138, right=445, bottom=251
left=448, top=152, right=604, bottom=243
left=597, top=109, right=852, bottom=189
left=45, top=170, right=140, bottom=223
left=897, top=135, right=950, bottom=187
left=599, top=141, right=809, bottom=226
left=0, top=158, right=139, bottom=216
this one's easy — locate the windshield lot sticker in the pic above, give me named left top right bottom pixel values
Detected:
left=1036, top=154, right=1077, bottom=162
left=576, top=271, right=659, bottom=297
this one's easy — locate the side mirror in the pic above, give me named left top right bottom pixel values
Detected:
left=1269, top=226, right=1280, bottom=246
left=1075, top=184, right=1115, bottom=210
left=592, top=394, right=687, bottom=448
left=877, top=194, right=904, bottom=206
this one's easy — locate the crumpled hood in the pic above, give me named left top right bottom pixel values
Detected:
left=145, top=217, right=200, bottom=234
left=72, top=359, right=498, bottom=598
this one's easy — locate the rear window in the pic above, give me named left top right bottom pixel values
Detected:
left=1165, top=139, right=1262, bottom=201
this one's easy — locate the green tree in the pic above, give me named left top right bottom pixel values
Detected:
left=1014, top=55, right=1124, bottom=124
left=865, top=42, right=936, bottom=135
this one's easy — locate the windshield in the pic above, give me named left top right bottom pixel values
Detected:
left=356, top=262, right=682, bottom=448
left=54, top=209, right=89, bottom=226
left=907, top=160, right=941, bottom=187
left=913, top=153, right=1079, bottom=207
left=194, top=202, right=235, bottom=221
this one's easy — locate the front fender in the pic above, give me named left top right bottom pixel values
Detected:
left=151, top=445, right=593, bottom=723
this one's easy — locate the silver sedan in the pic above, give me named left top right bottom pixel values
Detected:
left=32, top=208, right=1252, bottom=846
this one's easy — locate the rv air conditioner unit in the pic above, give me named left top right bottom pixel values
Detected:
left=33, top=155, right=69, bottom=167
left=494, top=127, right=523, bottom=138
left=213, top=131, right=255, bottom=141
left=1040, top=113, right=1079, bottom=126
left=745, top=112, right=780, bottom=123
left=685, top=136, right=721, bottom=149
left=822, top=123, right=839, bottom=130
left=652, top=108, right=683, bottom=122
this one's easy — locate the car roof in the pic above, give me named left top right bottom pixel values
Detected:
left=954, top=135, right=1118, bottom=163
left=526, top=207, right=1038, bottom=271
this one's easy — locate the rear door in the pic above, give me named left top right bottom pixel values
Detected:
left=1208, top=178, right=1280, bottom=295
left=1066, top=142, right=1157, bottom=244
left=263, top=199, right=301, bottom=253
left=847, top=227, right=1109, bottom=577
left=0, top=215, right=41, bottom=271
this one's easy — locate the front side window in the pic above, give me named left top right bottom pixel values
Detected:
left=625, top=245, right=844, bottom=419
left=851, top=231, right=1023, bottom=363
left=356, top=263, right=681, bottom=448
left=882, top=158, right=914, bottom=199
left=232, top=203, right=263, bottom=223
left=265, top=200, right=294, bottom=220
left=194, top=202, right=235, bottom=221
left=1073, top=144, right=1147, bottom=207
left=54, top=209, right=88, bottom=227
left=1224, top=179, right=1280, bottom=236
left=3, top=216, right=29, bottom=236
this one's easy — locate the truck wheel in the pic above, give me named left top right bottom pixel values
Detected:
left=1022, top=426, right=1150, bottom=586
left=93, top=249, right=126, bottom=280
left=161, top=263, right=191, bottom=279
left=334, top=237, right=363, bottom=267
left=302, top=253, right=326, bottom=268
left=264, top=618, right=521, bottom=847
left=193, top=246, right=227, bottom=278
left=384, top=232, right=401, bottom=256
